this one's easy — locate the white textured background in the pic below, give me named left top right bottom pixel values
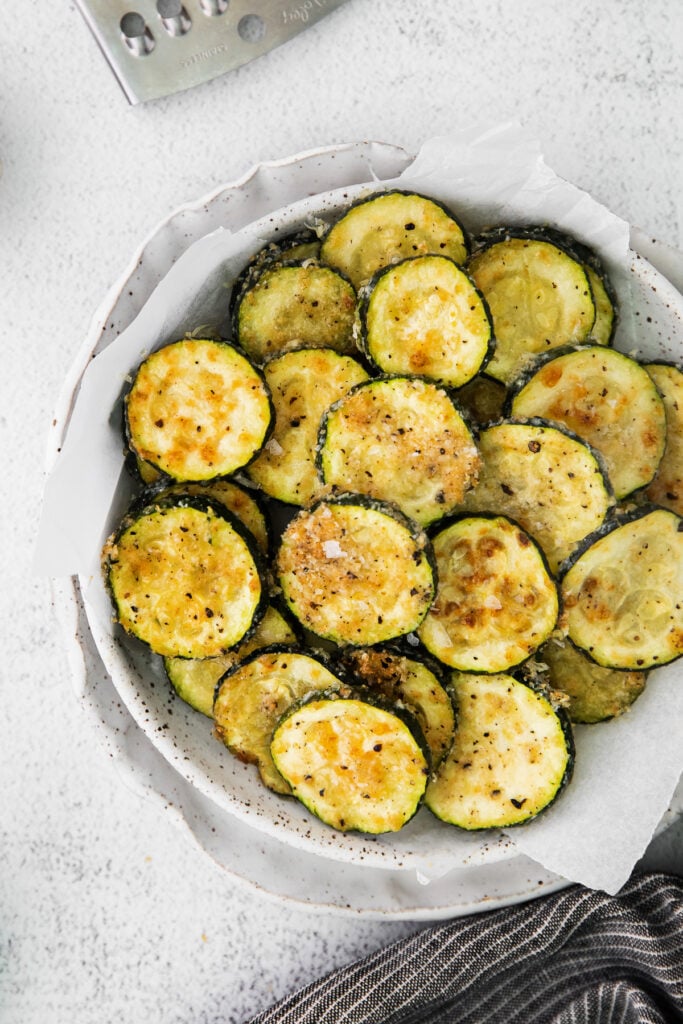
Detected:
left=2, top=2, right=682, bottom=1022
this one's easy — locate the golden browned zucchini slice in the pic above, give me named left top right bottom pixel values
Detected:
left=358, top=255, right=492, bottom=387
left=317, top=376, right=480, bottom=526
left=508, top=346, right=667, bottom=499
left=270, top=691, right=430, bottom=832
left=644, top=362, right=683, bottom=515
left=537, top=639, right=647, bottom=724
left=426, top=672, right=574, bottom=829
left=276, top=495, right=436, bottom=646
left=234, top=262, right=357, bottom=363
left=125, top=338, right=273, bottom=481
left=247, top=347, right=369, bottom=506
left=468, top=235, right=596, bottom=384
left=164, top=604, right=299, bottom=717
left=320, top=190, right=468, bottom=290
left=214, top=648, right=344, bottom=795
left=102, top=494, right=265, bottom=658
left=560, top=506, right=683, bottom=670
left=418, top=514, right=559, bottom=673
left=338, top=646, right=455, bottom=768
left=461, top=419, right=613, bottom=572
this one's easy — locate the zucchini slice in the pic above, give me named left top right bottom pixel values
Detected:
left=164, top=604, right=299, bottom=717
left=418, top=514, right=559, bottom=673
left=270, top=691, right=430, bottom=832
left=338, top=647, right=456, bottom=768
left=276, top=495, right=436, bottom=646
left=214, top=647, right=345, bottom=795
left=320, top=190, right=469, bottom=290
left=584, top=264, right=617, bottom=347
left=317, top=375, right=480, bottom=526
left=537, top=639, right=647, bottom=724
left=426, top=672, right=574, bottom=829
left=358, top=255, right=492, bottom=387
left=247, top=347, right=369, bottom=506
left=644, top=362, right=683, bottom=515
left=467, top=233, right=596, bottom=384
left=125, top=338, right=273, bottom=482
left=454, top=374, right=507, bottom=428
left=560, top=506, right=683, bottom=669
left=508, top=346, right=667, bottom=499
left=152, top=478, right=270, bottom=556
left=234, top=261, right=357, bottom=364
left=102, top=495, right=266, bottom=658
left=461, top=419, right=613, bottom=572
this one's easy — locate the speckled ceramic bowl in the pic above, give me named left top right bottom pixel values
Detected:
left=46, top=137, right=683, bottom=912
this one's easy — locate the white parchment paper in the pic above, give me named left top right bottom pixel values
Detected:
left=36, top=123, right=683, bottom=894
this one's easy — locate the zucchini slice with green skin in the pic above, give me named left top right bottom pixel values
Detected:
left=102, top=494, right=266, bottom=659
left=454, top=374, right=507, bottom=428
left=234, top=261, right=357, bottom=364
left=508, top=346, right=667, bottom=499
left=152, top=478, right=271, bottom=556
left=214, top=647, right=345, bottom=795
left=358, top=255, right=492, bottom=388
left=537, top=639, right=647, bottom=724
left=270, top=690, right=430, bottom=832
left=247, top=347, right=369, bottom=506
left=320, top=190, right=469, bottom=291
left=317, top=375, right=480, bottom=526
left=461, top=418, right=613, bottom=573
left=338, top=646, right=456, bottom=768
left=125, top=338, right=273, bottom=482
left=584, top=264, right=617, bottom=347
left=467, top=233, right=596, bottom=384
left=276, top=494, right=436, bottom=646
left=418, top=514, right=559, bottom=674
left=560, top=506, right=683, bottom=670
left=425, top=672, right=574, bottom=830
left=164, top=604, right=299, bottom=717
left=644, top=362, right=683, bottom=516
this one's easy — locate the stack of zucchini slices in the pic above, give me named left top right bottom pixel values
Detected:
left=102, top=191, right=683, bottom=838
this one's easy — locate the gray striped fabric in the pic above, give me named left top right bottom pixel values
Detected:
left=246, top=873, right=683, bottom=1024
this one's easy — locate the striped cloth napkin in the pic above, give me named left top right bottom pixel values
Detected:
left=246, top=872, right=683, bottom=1023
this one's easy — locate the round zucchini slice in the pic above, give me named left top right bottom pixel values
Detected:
left=270, top=691, right=430, bottom=832
left=461, top=419, right=613, bottom=573
left=644, top=362, right=683, bottom=516
left=339, top=646, right=455, bottom=768
left=152, top=478, right=270, bottom=555
left=317, top=376, right=480, bottom=526
left=320, top=190, right=469, bottom=290
left=102, top=495, right=266, bottom=658
left=214, top=647, right=345, bottom=795
left=508, top=346, right=667, bottom=499
left=560, top=506, right=683, bottom=670
left=234, top=261, right=357, bottom=364
left=467, top=234, right=596, bottom=384
left=358, top=255, right=492, bottom=387
left=537, top=639, right=647, bottom=724
left=247, top=347, right=369, bottom=506
left=125, top=338, right=273, bottom=482
left=426, top=672, right=574, bottom=829
left=164, top=604, right=299, bottom=717
left=584, top=263, right=617, bottom=347
left=276, top=495, right=436, bottom=646
left=418, top=514, right=559, bottom=673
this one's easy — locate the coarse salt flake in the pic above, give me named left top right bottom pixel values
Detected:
left=322, top=540, right=346, bottom=558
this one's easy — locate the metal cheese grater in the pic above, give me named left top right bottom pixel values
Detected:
left=74, top=0, right=350, bottom=104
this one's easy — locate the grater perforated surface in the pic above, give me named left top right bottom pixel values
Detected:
left=75, top=0, right=349, bottom=104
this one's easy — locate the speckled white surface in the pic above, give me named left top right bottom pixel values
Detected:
left=2, top=2, right=683, bottom=1022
